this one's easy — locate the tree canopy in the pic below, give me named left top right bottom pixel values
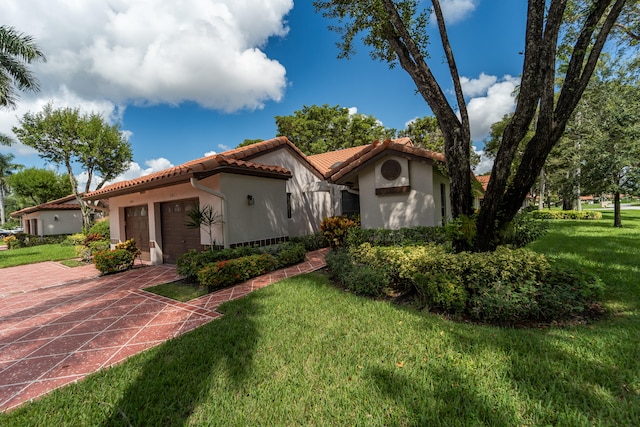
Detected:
left=0, top=25, right=46, bottom=110
left=8, top=167, right=72, bottom=207
left=275, top=104, right=396, bottom=155
left=314, top=0, right=636, bottom=251
left=12, top=103, right=133, bottom=228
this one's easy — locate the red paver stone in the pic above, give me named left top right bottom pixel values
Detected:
left=0, top=249, right=328, bottom=412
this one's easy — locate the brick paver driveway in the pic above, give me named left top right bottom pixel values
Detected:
left=0, top=249, right=327, bottom=412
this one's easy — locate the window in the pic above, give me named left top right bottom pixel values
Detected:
left=341, top=190, right=360, bottom=218
left=286, top=193, right=292, bottom=219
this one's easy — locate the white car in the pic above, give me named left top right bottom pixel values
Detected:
left=0, top=228, right=23, bottom=238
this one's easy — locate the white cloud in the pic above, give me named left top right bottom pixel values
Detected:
left=473, top=147, right=493, bottom=175
left=465, top=74, right=519, bottom=141
left=460, top=73, right=498, bottom=98
left=204, top=151, right=217, bottom=157
left=435, top=0, right=479, bottom=24
left=3, top=0, right=292, bottom=111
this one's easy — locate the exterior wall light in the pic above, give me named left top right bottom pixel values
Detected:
left=247, top=194, right=255, bottom=205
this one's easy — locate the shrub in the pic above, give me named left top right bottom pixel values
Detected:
left=345, top=225, right=447, bottom=247
left=176, top=246, right=263, bottom=282
left=531, top=210, right=602, bottom=220
left=63, top=233, right=87, bottom=246
left=274, top=242, right=306, bottom=268
left=413, top=272, right=468, bottom=314
left=94, top=249, right=135, bottom=274
left=325, top=249, right=389, bottom=297
left=321, top=216, right=359, bottom=249
left=88, top=240, right=110, bottom=256
left=88, top=219, right=110, bottom=239
left=197, top=253, right=278, bottom=291
left=329, top=244, right=605, bottom=325
left=290, top=232, right=327, bottom=251
left=500, top=211, right=549, bottom=248
left=115, top=238, right=141, bottom=259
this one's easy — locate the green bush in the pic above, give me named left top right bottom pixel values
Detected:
left=413, top=272, right=468, bottom=314
left=88, top=240, right=110, bottom=256
left=176, top=246, right=263, bottom=282
left=197, top=253, right=278, bottom=291
left=274, top=242, right=307, bottom=268
left=290, top=232, right=327, bottom=251
left=88, top=219, right=110, bottom=239
left=345, top=225, right=447, bottom=248
left=531, top=210, right=602, bottom=220
left=500, top=211, right=549, bottom=248
left=94, top=249, right=135, bottom=274
left=321, top=216, right=359, bottom=249
left=325, top=249, right=389, bottom=297
left=63, top=233, right=87, bottom=246
left=330, top=244, right=605, bottom=325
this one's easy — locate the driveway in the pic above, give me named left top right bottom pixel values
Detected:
left=0, top=249, right=328, bottom=412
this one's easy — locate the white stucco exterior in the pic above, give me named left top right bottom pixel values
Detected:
left=348, top=155, right=450, bottom=229
left=249, top=148, right=333, bottom=236
left=20, top=209, right=83, bottom=237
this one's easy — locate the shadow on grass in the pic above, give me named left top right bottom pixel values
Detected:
left=103, top=291, right=264, bottom=426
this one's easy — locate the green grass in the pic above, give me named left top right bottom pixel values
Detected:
left=145, top=280, right=208, bottom=302
left=1, top=213, right=639, bottom=426
left=0, top=244, right=77, bottom=268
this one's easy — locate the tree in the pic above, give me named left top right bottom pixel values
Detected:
left=577, top=77, right=640, bottom=226
left=8, top=167, right=72, bottom=207
left=12, top=103, right=133, bottom=229
left=400, top=115, right=481, bottom=168
left=0, top=153, right=22, bottom=224
left=315, top=0, right=633, bottom=251
left=275, top=104, right=396, bottom=155
left=0, top=26, right=46, bottom=110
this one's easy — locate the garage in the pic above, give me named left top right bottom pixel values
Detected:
left=160, top=198, right=201, bottom=263
left=124, top=205, right=150, bottom=261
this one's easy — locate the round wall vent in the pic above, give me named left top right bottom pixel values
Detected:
left=380, top=159, right=402, bottom=181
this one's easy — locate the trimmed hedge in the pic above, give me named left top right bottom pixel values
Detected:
left=177, top=242, right=308, bottom=291
left=531, top=210, right=602, bottom=220
left=345, top=225, right=447, bottom=247
left=326, top=243, right=605, bottom=324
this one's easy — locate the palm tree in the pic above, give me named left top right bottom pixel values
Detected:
left=0, top=152, right=22, bottom=224
left=0, top=25, right=46, bottom=110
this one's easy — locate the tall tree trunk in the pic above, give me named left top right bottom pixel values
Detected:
left=614, top=191, right=622, bottom=227
left=0, top=186, right=6, bottom=224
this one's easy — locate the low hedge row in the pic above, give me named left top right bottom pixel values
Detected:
left=530, top=210, right=602, bottom=220
left=178, top=242, right=307, bottom=291
left=326, top=243, right=604, bottom=325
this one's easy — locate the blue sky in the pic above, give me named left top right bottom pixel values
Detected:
left=2, top=1, right=528, bottom=185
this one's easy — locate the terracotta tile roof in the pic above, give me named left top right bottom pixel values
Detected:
left=307, top=145, right=370, bottom=175
left=475, top=175, right=490, bottom=191
left=327, top=139, right=446, bottom=184
left=11, top=195, right=81, bottom=217
left=84, top=138, right=294, bottom=201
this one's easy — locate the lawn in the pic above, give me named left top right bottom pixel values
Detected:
left=1, top=211, right=638, bottom=426
left=0, top=244, right=77, bottom=268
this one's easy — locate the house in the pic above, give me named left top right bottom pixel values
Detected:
left=84, top=136, right=459, bottom=265
left=10, top=195, right=83, bottom=237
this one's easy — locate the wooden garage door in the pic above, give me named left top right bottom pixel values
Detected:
left=161, top=199, right=201, bottom=263
left=125, top=205, right=150, bottom=261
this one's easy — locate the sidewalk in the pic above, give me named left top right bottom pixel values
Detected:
left=0, top=248, right=328, bottom=412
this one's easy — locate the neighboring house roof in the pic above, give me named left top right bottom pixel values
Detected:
left=307, top=145, right=370, bottom=176
left=327, top=139, right=446, bottom=185
left=11, top=195, right=80, bottom=217
left=476, top=175, right=490, bottom=192
left=84, top=139, right=295, bottom=201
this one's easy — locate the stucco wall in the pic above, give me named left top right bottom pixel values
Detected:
left=358, top=155, right=438, bottom=229
left=107, top=173, right=288, bottom=264
left=250, top=149, right=332, bottom=236
left=21, top=210, right=82, bottom=236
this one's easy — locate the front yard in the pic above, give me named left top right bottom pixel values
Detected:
left=1, top=211, right=638, bottom=425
